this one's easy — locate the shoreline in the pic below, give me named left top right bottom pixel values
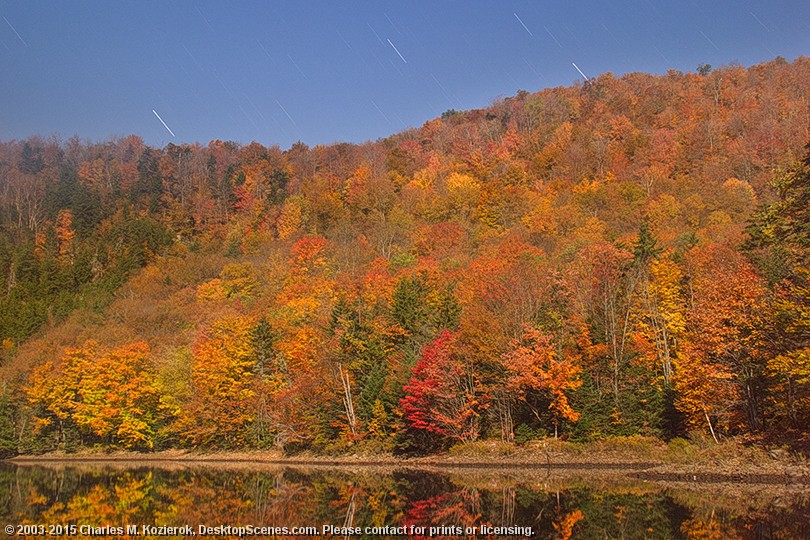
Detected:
left=5, top=442, right=810, bottom=485
left=5, top=449, right=658, bottom=470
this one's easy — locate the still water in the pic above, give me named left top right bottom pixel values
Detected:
left=0, top=462, right=808, bottom=539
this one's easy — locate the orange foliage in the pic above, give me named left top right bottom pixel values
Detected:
left=179, top=316, right=256, bottom=448
left=26, top=341, right=162, bottom=449
left=502, top=326, right=582, bottom=431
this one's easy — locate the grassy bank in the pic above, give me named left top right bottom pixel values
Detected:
left=7, top=436, right=810, bottom=481
left=441, top=437, right=810, bottom=480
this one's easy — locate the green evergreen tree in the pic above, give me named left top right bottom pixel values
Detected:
left=19, top=142, right=44, bottom=174
left=633, top=221, right=662, bottom=266
left=392, top=273, right=461, bottom=362
left=0, top=393, right=17, bottom=458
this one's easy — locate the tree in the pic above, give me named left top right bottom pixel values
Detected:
left=19, top=142, right=44, bottom=174
left=673, top=344, right=735, bottom=442
left=631, top=249, right=687, bottom=392
left=677, top=245, right=768, bottom=436
left=250, top=316, right=283, bottom=446
left=502, top=326, right=582, bottom=439
left=180, top=316, right=256, bottom=448
left=400, top=330, right=481, bottom=445
left=327, top=298, right=394, bottom=440
left=55, top=209, right=75, bottom=262
left=25, top=341, right=163, bottom=449
left=569, top=242, right=634, bottom=410
left=746, top=144, right=810, bottom=435
left=565, top=238, right=670, bottom=437
left=391, top=272, right=460, bottom=361
left=0, top=392, right=16, bottom=458
left=632, top=221, right=662, bottom=265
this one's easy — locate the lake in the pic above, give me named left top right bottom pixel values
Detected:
left=0, top=462, right=808, bottom=539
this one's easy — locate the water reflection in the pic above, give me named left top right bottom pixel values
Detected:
left=0, top=463, right=807, bottom=539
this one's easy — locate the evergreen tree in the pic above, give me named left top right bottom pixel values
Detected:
left=633, top=221, right=662, bottom=266
left=0, top=393, right=16, bottom=458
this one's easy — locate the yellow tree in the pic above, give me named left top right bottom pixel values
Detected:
left=672, top=343, right=735, bottom=443
left=635, top=253, right=686, bottom=384
left=26, top=341, right=163, bottom=449
left=180, top=316, right=256, bottom=448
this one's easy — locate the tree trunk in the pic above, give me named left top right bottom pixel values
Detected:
left=704, top=408, right=718, bottom=443
left=338, top=363, right=357, bottom=436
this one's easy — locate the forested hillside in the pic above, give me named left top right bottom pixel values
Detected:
left=0, top=57, right=808, bottom=455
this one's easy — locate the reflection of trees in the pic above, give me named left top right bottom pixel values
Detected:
left=308, top=472, right=408, bottom=530
left=27, top=470, right=155, bottom=536
left=562, top=489, right=676, bottom=539
left=153, top=470, right=252, bottom=527
left=248, top=471, right=309, bottom=525
left=552, top=509, right=583, bottom=540
left=501, top=487, right=515, bottom=527
left=0, top=465, right=807, bottom=539
left=405, top=488, right=481, bottom=530
left=680, top=510, right=727, bottom=540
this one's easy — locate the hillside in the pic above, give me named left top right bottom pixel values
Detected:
left=0, top=57, right=808, bottom=455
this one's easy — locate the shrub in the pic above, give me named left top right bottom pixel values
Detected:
left=514, top=423, right=546, bottom=444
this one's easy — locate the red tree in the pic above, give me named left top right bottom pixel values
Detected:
left=400, top=330, right=481, bottom=442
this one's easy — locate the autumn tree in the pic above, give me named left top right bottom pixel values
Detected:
left=400, top=330, right=482, bottom=448
left=54, top=209, right=75, bottom=262
left=25, top=341, right=163, bottom=449
left=676, top=244, right=768, bottom=437
left=179, top=316, right=256, bottom=448
left=502, top=326, right=582, bottom=439
left=643, top=254, right=687, bottom=384
left=746, top=144, right=810, bottom=436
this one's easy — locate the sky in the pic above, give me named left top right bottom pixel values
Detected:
left=1, top=1, right=808, bottom=149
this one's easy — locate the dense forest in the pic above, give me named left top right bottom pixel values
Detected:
left=0, top=57, right=807, bottom=456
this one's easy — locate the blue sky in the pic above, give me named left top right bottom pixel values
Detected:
left=1, top=1, right=808, bottom=148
